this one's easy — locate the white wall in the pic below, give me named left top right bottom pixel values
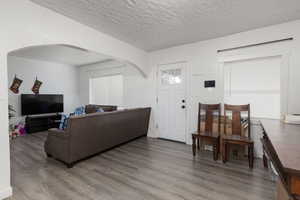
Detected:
left=8, top=56, right=80, bottom=121
left=149, top=19, right=300, bottom=157
left=0, top=0, right=148, bottom=198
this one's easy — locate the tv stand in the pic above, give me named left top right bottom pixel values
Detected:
left=25, top=114, right=62, bottom=134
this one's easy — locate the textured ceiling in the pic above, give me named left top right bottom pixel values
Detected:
left=9, top=45, right=112, bottom=66
left=30, top=0, right=300, bottom=51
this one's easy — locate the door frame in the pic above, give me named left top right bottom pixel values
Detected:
left=155, top=61, right=189, bottom=143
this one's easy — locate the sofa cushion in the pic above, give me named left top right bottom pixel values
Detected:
left=85, top=104, right=117, bottom=114
left=74, top=106, right=85, bottom=115
left=96, top=107, right=104, bottom=113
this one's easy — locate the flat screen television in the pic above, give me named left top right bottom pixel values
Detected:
left=21, top=94, right=64, bottom=115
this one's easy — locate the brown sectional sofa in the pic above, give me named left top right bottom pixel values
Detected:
left=44, top=107, right=151, bottom=168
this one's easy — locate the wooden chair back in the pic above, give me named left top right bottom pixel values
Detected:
left=224, top=104, right=251, bottom=137
left=198, top=103, right=221, bottom=134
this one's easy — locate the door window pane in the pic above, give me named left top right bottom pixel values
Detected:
left=161, top=68, right=182, bottom=85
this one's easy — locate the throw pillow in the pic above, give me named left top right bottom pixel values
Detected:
left=74, top=106, right=85, bottom=115
left=96, top=108, right=104, bottom=113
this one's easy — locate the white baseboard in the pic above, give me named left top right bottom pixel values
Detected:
left=147, top=134, right=157, bottom=138
left=0, top=187, right=12, bottom=200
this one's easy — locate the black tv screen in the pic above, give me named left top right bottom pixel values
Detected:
left=21, top=94, right=64, bottom=115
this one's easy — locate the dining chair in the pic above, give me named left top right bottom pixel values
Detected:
left=192, top=103, right=221, bottom=160
left=222, top=104, right=254, bottom=169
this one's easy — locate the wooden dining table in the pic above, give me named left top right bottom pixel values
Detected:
left=260, top=119, right=300, bottom=200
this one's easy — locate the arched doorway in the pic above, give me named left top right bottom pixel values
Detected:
left=5, top=43, right=147, bottom=198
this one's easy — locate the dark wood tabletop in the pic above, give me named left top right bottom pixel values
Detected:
left=260, top=119, right=300, bottom=175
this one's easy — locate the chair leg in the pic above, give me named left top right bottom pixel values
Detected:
left=263, top=149, right=268, bottom=169
left=197, top=138, right=200, bottom=150
left=222, top=141, right=227, bottom=163
left=225, top=143, right=229, bottom=162
left=248, top=144, right=254, bottom=169
left=213, top=141, right=218, bottom=161
left=251, top=144, right=254, bottom=169
left=192, top=135, right=196, bottom=156
left=217, top=137, right=220, bottom=157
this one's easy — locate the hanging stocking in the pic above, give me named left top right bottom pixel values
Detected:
left=10, top=75, right=23, bottom=94
left=32, top=77, right=43, bottom=94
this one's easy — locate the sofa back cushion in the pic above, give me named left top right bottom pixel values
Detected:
left=85, top=104, right=117, bottom=114
left=67, top=108, right=151, bottom=162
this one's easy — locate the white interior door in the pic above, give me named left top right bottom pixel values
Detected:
left=157, top=63, right=187, bottom=142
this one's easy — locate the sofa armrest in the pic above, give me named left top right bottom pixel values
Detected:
left=48, top=128, right=69, bottom=139
left=45, top=128, right=71, bottom=164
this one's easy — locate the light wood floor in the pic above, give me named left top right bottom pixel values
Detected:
left=8, top=132, right=276, bottom=200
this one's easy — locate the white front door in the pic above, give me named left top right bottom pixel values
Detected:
left=157, top=63, right=187, bottom=142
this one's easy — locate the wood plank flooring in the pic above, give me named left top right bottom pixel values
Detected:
left=8, top=132, right=276, bottom=200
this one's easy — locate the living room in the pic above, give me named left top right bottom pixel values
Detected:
left=7, top=44, right=151, bottom=136
left=7, top=43, right=153, bottom=195
left=2, top=1, right=300, bottom=200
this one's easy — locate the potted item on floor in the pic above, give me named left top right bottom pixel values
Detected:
left=11, top=123, right=26, bottom=139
